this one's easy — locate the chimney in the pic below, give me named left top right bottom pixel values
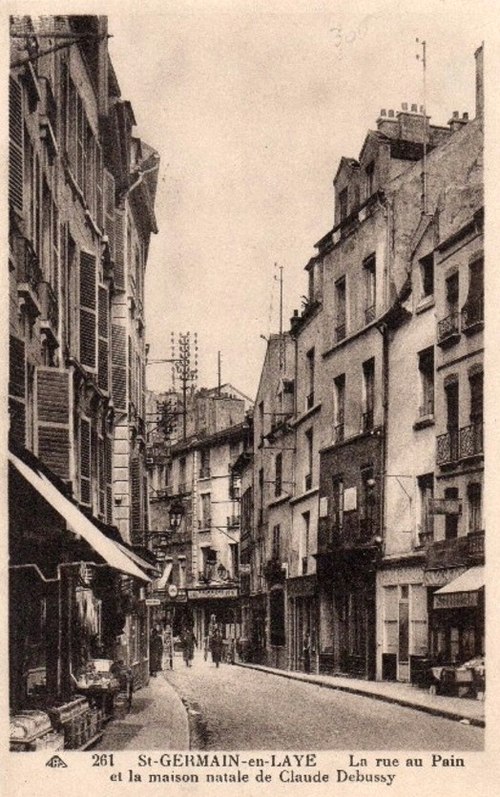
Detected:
left=376, top=108, right=398, bottom=136
left=448, top=110, right=469, bottom=132
left=475, top=44, right=484, bottom=118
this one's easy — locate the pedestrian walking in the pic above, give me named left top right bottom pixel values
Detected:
left=180, top=626, right=197, bottom=667
left=149, top=627, right=163, bottom=677
left=210, top=624, right=224, bottom=668
left=162, top=624, right=174, bottom=670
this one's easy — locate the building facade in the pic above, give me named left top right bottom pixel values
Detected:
left=8, top=14, right=159, bottom=732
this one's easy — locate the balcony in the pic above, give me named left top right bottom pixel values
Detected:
left=365, top=305, right=376, bottom=325
left=306, top=392, right=315, bottom=410
left=39, top=281, right=59, bottom=347
left=436, top=430, right=459, bottom=466
left=461, top=297, right=483, bottom=334
left=459, top=422, right=483, bottom=460
left=425, top=530, right=484, bottom=569
left=335, top=323, right=346, bottom=343
left=14, top=235, right=43, bottom=319
left=437, top=311, right=460, bottom=347
left=361, top=409, right=374, bottom=432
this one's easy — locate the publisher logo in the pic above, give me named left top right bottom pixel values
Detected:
left=46, top=755, right=67, bottom=768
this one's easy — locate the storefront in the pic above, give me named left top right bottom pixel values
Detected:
left=187, top=585, right=240, bottom=649
left=287, top=574, right=318, bottom=673
left=8, top=447, right=151, bottom=751
left=429, top=566, right=484, bottom=664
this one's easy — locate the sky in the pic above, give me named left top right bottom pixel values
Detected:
left=106, top=0, right=488, bottom=400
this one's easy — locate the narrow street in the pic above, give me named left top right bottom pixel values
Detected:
left=163, top=652, right=483, bottom=751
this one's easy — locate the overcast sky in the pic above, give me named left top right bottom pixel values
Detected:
left=107, top=0, right=487, bottom=399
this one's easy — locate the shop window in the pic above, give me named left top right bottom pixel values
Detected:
left=270, top=589, right=285, bottom=646
left=398, top=586, right=409, bottom=664
left=418, top=347, right=434, bottom=417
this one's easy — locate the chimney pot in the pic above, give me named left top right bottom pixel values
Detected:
left=402, top=102, right=408, bottom=111
left=419, top=105, right=424, bottom=113
left=293, top=309, right=299, bottom=317
left=463, top=111, right=469, bottom=120
left=380, top=108, right=386, bottom=117
left=411, top=103, right=417, bottom=112
left=453, top=110, right=459, bottom=118
left=388, top=109, right=394, bottom=118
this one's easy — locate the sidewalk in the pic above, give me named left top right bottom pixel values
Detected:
left=94, top=672, right=189, bottom=750
left=234, top=661, right=485, bottom=728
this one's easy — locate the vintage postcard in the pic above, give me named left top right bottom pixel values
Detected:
left=2, top=1, right=499, bottom=796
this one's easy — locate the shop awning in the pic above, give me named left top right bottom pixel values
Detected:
left=155, top=561, right=173, bottom=590
left=116, top=542, right=159, bottom=575
left=9, top=451, right=151, bottom=583
left=433, top=566, right=484, bottom=609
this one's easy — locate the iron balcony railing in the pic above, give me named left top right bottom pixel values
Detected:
left=436, top=429, right=459, bottom=465
left=461, top=297, right=484, bottom=331
left=336, top=323, right=346, bottom=342
left=459, top=422, right=483, bottom=459
left=437, top=311, right=459, bottom=344
left=365, top=304, right=376, bottom=325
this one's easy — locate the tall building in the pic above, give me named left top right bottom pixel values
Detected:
left=8, top=14, right=159, bottom=733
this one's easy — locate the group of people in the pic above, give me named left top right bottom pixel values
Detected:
left=149, top=615, right=230, bottom=674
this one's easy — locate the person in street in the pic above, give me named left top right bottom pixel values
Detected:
left=149, top=627, right=163, bottom=677
left=210, top=623, right=224, bottom=668
left=162, top=624, right=174, bottom=670
left=303, top=632, right=311, bottom=674
left=180, top=626, right=197, bottom=667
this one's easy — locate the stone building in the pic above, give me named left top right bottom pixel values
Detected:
left=8, top=14, right=159, bottom=722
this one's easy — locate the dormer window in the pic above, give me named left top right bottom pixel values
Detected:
left=339, top=187, right=348, bottom=221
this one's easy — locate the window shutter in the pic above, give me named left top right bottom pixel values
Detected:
left=111, top=324, right=127, bottom=413
left=410, top=585, right=428, bottom=656
left=96, top=145, right=104, bottom=231
left=113, top=210, right=125, bottom=290
left=80, top=417, right=91, bottom=505
left=383, top=586, right=398, bottom=654
left=97, top=284, right=109, bottom=392
left=103, top=169, right=115, bottom=259
left=9, top=77, right=23, bottom=212
left=36, top=367, right=71, bottom=480
left=9, top=336, right=26, bottom=446
left=98, top=436, right=105, bottom=517
left=130, top=458, right=141, bottom=543
left=79, top=251, right=97, bottom=369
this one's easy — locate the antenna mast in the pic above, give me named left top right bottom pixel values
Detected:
left=416, top=38, right=428, bottom=214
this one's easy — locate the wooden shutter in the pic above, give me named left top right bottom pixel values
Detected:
left=9, top=336, right=26, bottom=446
left=79, top=251, right=97, bottom=369
left=410, top=585, right=429, bottom=656
left=9, top=77, right=23, bottom=212
left=130, top=458, right=141, bottom=543
left=80, top=417, right=91, bottom=505
left=96, top=145, right=104, bottom=231
left=383, top=586, right=398, bottom=654
left=97, top=284, right=109, bottom=392
left=113, top=210, right=125, bottom=290
left=111, top=324, right=127, bottom=413
left=36, top=367, right=71, bottom=480
left=103, top=169, right=115, bottom=260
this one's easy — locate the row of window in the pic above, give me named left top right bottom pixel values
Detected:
left=334, top=254, right=376, bottom=342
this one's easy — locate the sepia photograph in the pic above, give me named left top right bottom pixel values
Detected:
left=5, top=1, right=494, bottom=788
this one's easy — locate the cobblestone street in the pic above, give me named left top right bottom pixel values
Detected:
left=163, top=652, right=484, bottom=751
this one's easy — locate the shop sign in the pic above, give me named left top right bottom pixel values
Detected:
left=145, top=598, right=162, bottom=606
left=286, top=574, right=317, bottom=598
left=167, top=584, right=178, bottom=598
left=187, top=587, right=239, bottom=600
left=434, top=591, right=479, bottom=610
left=424, top=567, right=466, bottom=587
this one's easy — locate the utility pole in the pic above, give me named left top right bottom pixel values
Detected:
left=416, top=38, right=428, bottom=214
left=217, top=351, right=222, bottom=395
left=278, top=264, right=285, bottom=370
left=170, top=332, right=198, bottom=441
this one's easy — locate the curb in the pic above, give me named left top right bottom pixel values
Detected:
left=234, top=661, right=485, bottom=729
